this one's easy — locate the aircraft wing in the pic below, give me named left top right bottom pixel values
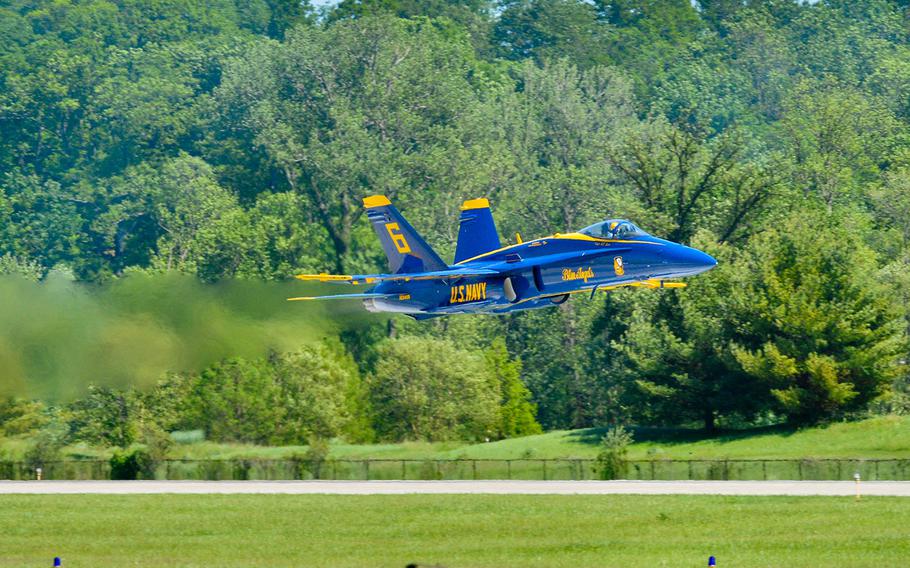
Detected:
left=294, top=267, right=499, bottom=285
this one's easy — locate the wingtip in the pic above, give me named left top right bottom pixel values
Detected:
left=295, top=273, right=355, bottom=283
left=363, top=195, right=392, bottom=208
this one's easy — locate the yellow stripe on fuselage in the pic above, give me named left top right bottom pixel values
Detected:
left=453, top=233, right=662, bottom=265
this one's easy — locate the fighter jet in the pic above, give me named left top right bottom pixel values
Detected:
left=291, top=195, right=716, bottom=319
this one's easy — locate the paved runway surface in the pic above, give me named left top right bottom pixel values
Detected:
left=2, top=480, right=910, bottom=496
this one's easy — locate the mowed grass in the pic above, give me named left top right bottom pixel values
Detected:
left=0, top=494, right=908, bottom=567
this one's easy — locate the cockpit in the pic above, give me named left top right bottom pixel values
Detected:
left=578, top=219, right=648, bottom=240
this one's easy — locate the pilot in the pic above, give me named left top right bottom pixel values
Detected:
left=614, top=222, right=629, bottom=239
left=606, top=221, right=619, bottom=239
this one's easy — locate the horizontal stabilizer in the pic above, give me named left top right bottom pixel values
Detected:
left=288, top=292, right=396, bottom=302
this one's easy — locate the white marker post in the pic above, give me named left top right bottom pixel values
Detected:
left=36, top=468, right=42, bottom=481
left=854, top=472, right=861, bottom=501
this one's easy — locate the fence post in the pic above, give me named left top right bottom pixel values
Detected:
left=875, top=460, right=880, bottom=481
left=762, top=461, right=767, bottom=481
left=687, top=460, right=693, bottom=481
left=507, top=460, right=511, bottom=480
left=364, top=460, right=370, bottom=481
left=650, top=460, right=655, bottom=480
left=472, top=460, right=477, bottom=480
left=798, top=460, right=803, bottom=481
left=542, top=460, right=547, bottom=481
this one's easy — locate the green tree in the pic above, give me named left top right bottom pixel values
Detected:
left=67, top=385, right=137, bottom=448
left=496, top=59, right=636, bottom=238
left=777, top=80, right=904, bottom=209
left=151, top=155, right=243, bottom=276
left=218, top=15, right=497, bottom=273
left=505, top=299, right=608, bottom=429
left=187, top=357, right=283, bottom=444
left=493, top=0, right=611, bottom=67
left=612, top=238, right=766, bottom=431
left=615, top=211, right=906, bottom=428
left=185, top=343, right=363, bottom=444
left=728, top=210, right=906, bottom=424
left=0, top=255, right=43, bottom=282
left=610, top=119, right=781, bottom=244
left=0, top=398, right=47, bottom=436
left=329, top=0, right=493, bottom=52
left=270, top=342, right=372, bottom=443
left=485, top=339, right=541, bottom=438
left=596, top=0, right=706, bottom=99
left=369, top=336, right=499, bottom=441
left=0, top=172, right=84, bottom=271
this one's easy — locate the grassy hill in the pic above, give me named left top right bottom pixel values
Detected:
left=437, top=415, right=910, bottom=461
left=5, top=415, right=909, bottom=461
left=161, top=415, right=910, bottom=461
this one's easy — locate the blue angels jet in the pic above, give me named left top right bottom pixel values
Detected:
left=290, top=195, right=716, bottom=319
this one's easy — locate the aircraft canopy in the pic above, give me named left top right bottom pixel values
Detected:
left=579, top=219, right=647, bottom=240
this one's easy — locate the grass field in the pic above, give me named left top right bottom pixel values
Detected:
left=1, top=494, right=908, bottom=567
left=154, top=414, right=910, bottom=460
left=5, top=414, right=910, bottom=463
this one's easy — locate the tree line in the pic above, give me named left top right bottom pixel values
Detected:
left=1, top=0, right=910, bottom=447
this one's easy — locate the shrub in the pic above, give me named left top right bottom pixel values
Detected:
left=596, top=426, right=633, bottom=480
left=109, top=447, right=155, bottom=480
left=302, top=437, right=330, bottom=479
left=24, top=422, right=67, bottom=471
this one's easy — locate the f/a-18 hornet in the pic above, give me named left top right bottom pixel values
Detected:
left=291, top=195, right=716, bottom=319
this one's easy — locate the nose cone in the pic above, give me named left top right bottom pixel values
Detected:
left=690, top=248, right=717, bottom=272
left=664, top=244, right=717, bottom=277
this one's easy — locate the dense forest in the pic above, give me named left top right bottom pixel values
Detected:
left=2, top=0, right=910, bottom=453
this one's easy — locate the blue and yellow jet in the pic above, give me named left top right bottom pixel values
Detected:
left=291, top=195, right=716, bottom=319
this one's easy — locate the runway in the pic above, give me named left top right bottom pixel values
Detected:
left=2, top=480, right=910, bottom=496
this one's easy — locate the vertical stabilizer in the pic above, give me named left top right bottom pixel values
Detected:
left=363, top=195, right=448, bottom=274
left=455, top=198, right=501, bottom=263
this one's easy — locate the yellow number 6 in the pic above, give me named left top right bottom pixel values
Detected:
left=385, top=223, right=412, bottom=254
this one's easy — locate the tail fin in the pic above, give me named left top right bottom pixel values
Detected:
left=363, top=195, right=447, bottom=274
left=454, top=198, right=501, bottom=263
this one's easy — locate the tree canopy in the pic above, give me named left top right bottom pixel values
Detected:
left=2, top=0, right=910, bottom=444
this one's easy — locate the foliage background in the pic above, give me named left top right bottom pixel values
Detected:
left=1, top=0, right=910, bottom=448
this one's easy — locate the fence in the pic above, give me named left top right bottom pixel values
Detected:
left=2, top=458, right=910, bottom=481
